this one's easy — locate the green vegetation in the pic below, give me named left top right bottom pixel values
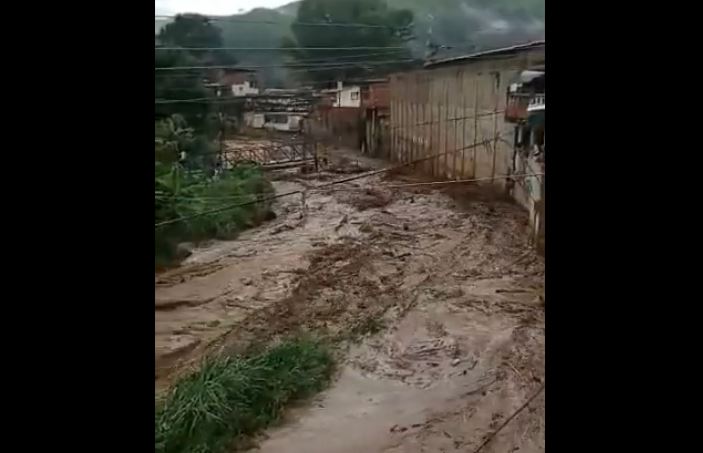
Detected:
left=155, top=16, right=269, bottom=269
left=155, top=1, right=545, bottom=87
left=203, top=0, right=545, bottom=86
left=155, top=338, right=334, bottom=453
left=154, top=157, right=274, bottom=268
left=283, top=0, right=416, bottom=82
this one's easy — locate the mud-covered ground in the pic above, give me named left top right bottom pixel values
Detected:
left=155, top=148, right=544, bottom=452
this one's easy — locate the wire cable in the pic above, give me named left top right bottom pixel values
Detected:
left=155, top=14, right=406, bottom=30
left=155, top=132, right=512, bottom=228
left=155, top=46, right=410, bottom=52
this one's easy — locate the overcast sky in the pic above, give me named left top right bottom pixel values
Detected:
left=155, top=0, right=292, bottom=16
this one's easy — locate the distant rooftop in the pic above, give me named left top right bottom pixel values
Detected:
left=425, top=40, right=545, bottom=69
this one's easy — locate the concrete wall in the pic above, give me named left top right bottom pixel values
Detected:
left=389, top=46, right=545, bottom=249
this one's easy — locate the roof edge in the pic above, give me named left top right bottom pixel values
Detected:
left=424, top=40, right=545, bottom=69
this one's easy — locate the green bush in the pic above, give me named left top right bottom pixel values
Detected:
left=155, top=164, right=274, bottom=269
left=155, top=338, right=334, bottom=453
left=155, top=113, right=276, bottom=268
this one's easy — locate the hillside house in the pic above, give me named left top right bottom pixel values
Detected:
left=212, top=69, right=260, bottom=97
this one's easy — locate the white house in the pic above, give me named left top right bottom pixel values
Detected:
left=333, top=82, right=361, bottom=108
left=231, top=80, right=259, bottom=97
left=214, top=69, right=260, bottom=97
left=262, top=113, right=303, bottom=132
left=244, top=111, right=303, bottom=132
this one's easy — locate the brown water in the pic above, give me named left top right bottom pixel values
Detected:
left=155, top=147, right=544, bottom=452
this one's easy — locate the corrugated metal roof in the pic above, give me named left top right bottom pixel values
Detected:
left=424, top=40, right=545, bottom=69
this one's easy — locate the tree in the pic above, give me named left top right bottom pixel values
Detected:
left=158, top=13, right=237, bottom=67
left=285, top=0, right=416, bottom=82
left=159, top=14, right=222, bottom=47
left=155, top=50, right=212, bottom=131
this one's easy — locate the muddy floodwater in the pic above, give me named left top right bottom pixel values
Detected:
left=155, top=148, right=544, bottom=453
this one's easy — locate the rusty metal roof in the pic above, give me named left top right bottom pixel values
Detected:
left=424, top=40, right=545, bottom=69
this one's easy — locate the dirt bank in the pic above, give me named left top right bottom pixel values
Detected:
left=155, top=147, right=544, bottom=452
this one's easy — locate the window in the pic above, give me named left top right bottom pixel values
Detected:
left=351, top=91, right=360, bottom=101
left=265, top=114, right=288, bottom=124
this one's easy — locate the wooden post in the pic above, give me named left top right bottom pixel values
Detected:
left=473, top=76, right=479, bottom=179
left=491, top=72, right=500, bottom=183
left=443, top=80, right=450, bottom=179
left=390, top=82, right=396, bottom=162
left=461, top=74, right=467, bottom=178
left=428, top=80, right=435, bottom=177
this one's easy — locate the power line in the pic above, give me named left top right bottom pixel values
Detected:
left=155, top=14, right=405, bottom=30
left=155, top=132, right=511, bottom=228
left=155, top=46, right=409, bottom=52
left=155, top=60, right=418, bottom=76
left=152, top=50, right=421, bottom=77
left=155, top=58, right=415, bottom=72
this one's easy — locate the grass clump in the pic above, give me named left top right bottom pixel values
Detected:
left=155, top=338, right=334, bottom=453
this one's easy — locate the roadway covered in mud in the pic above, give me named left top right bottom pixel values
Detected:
left=155, top=147, right=544, bottom=452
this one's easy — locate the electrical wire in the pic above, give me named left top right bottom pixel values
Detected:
left=155, top=14, right=406, bottom=30
left=155, top=132, right=512, bottom=228
left=155, top=46, right=410, bottom=52
left=155, top=58, right=417, bottom=71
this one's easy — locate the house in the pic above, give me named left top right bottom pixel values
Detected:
left=389, top=40, right=545, bottom=250
left=505, top=70, right=545, bottom=161
left=505, top=70, right=545, bottom=123
left=327, top=79, right=390, bottom=109
left=338, top=85, right=360, bottom=108
left=212, top=69, right=260, bottom=97
left=243, top=111, right=304, bottom=132
left=242, top=88, right=314, bottom=132
left=333, top=82, right=362, bottom=108
left=263, top=112, right=304, bottom=132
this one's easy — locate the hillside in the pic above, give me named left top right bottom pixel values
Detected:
left=157, top=0, right=544, bottom=87
left=219, top=0, right=544, bottom=83
left=265, top=0, right=544, bottom=53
